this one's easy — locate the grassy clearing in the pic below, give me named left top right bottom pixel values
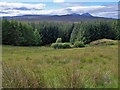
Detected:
left=2, top=45, right=118, bottom=88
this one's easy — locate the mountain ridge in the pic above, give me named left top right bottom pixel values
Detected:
left=82, top=13, right=92, bottom=16
left=3, top=13, right=114, bottom=22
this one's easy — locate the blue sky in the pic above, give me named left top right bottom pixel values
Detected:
left=0, top=0, right=119, bottom=18
left=0, top=0, right=119, bottom=2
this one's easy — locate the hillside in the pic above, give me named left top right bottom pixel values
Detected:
left=3, top=13, right=113, bottom=22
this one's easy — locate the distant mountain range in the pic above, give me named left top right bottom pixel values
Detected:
left=3, top=13, right=114, bottom=22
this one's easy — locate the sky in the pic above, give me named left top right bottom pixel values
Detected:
left=0, top=0, right=119, bottom=18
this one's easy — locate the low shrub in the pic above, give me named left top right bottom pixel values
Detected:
left=74, top=41, right=85, bottom=48
left=90, top=39, right=118, bottom=46
left=51, top=43, right=71, bottom=49
left=62, top=43, right=71, bottom=48
left=51, top=43, right=58, bottom=49
left=56, top=38, right=62, bottom=43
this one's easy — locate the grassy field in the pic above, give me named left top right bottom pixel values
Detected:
left=2, top=45, right=118, bottom=88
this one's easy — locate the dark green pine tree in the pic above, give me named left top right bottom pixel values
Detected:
left=20, top=23, right=36, bottom=46
left=70, top=23, right=81, bottom=44
left=2, top=18, right=22, bottom=45
left=34, top=29, right=42, bottom=46
left=38, top=22, right=59, bottom=45
left=2, top=18, right=10, bottom=45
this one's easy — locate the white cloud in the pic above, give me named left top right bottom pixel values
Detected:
left=0, top=2, right=45, bottom=10
left=0, top=9, right=68, bottom=17
left=65, top=4, right=118, bottom=18
left=61, top=2, right=87, bottom=7
left=91, top=11, right=118, bottom=18
left=0, top=2, right=118, bottom=19
left=53, top=0, right=65, bottom=3
left=67, top=6, right=106, bottom=13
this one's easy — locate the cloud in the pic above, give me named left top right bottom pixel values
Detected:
left=53, top=0, right=65, bottom=3
left=61, top=2, right=88, bottom=7
left=91, top=11, right=118, bottom=18
left=0, top=9, right=68, bottom=16
left=0, top=2, right=45, bottom=10
left=66, top=6, right=106, bottom=13
left=65, top=4, right=118, bottom=18
left=0, top=2, right=118, bottom=19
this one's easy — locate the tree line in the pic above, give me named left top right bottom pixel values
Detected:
left=70, top=20, right=119, bottom=44
left=2, top=18, right=119, bottom=46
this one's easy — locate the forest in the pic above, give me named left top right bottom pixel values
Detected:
left=2, top=18, right=119, bottom=88
left=2, top=18, right=119, bottom=46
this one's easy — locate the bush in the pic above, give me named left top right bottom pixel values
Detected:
left=51, top=43, right=71, bottom=49
left=89, top=39, right=118, bottom=46
left=63, top=43, right=71, bottom=48
left=74, top=41, right=85, bottom=48
left=51, top=43, right=58, bottom=49
left=56, top=38, right=62, bottom=43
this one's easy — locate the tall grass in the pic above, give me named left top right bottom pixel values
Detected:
left=2, top=45, right=118, bottom=88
